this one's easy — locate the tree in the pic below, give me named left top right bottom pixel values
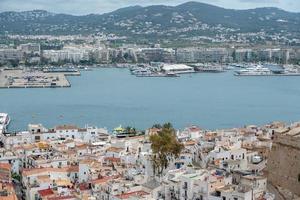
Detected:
left=152, top=124, right=162, bottom=129
left=149, top=123, right=184, bottom=176
left=125, top=126, right=137, bottom=135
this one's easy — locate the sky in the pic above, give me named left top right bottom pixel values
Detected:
left=0, top=0, right=299, bottom=15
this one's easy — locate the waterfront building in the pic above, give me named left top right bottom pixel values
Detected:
left=176, top=48, right=195, bottom=63
left=176, top=48, right=232, bottom=63
left=139, top=48, right=176, bottom=63
left=234, top=49, right=252, bottom=62
left=19, top=43, right=41, bottom=56
left=91, top=48, right=110, bottom=63
left=0, top=49, right=23, bottom=63
left=43, top=47, right=90, bottom=63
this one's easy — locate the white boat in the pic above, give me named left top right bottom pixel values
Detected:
left=235, top=65, right=273, bottom=76
left=132, top=69, right=153, bottom=77
left=0, top=113, right=10, bottom=133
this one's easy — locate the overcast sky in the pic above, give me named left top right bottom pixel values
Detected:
left=0, top=0, right=299, bottom=15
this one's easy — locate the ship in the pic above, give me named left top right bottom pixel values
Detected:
left=234, top=65, right=273, bottom=76
left=0, top=113, right=10, bottom=133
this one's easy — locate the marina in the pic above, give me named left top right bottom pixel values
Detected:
left=129, top=63, right=300, bottom=77
left=130, top=64, right=187, bottom=77
left=235, top=64, right=300, bottom=76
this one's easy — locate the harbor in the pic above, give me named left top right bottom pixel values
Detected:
left=0, top=68, right=81, bottom=89
left=234, top=64, right=300, bottom=76
left=1, top=68, right=300, bottom=132
left=1, top=62, right=300, bottom=89
left=128, top=62, right=300, bottom=77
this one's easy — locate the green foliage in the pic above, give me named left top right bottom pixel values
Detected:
left=11, top=173, right=20, bottom=181
left=125, top=126, right=137, bottom=134
left=149, top=123, right=184, bottom=176
left=152, top=124, right=162, bottom=129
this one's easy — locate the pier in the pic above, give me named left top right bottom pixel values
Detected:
left=0, top=69, right=72, bottom=89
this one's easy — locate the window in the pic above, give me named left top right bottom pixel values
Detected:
left=234, top=198, right=238, bottom=200
left=298, top=174, right=300, bottom=182
left=35, top=136, right=40, bottom=141
left=222, top=196, right=226, bottom=200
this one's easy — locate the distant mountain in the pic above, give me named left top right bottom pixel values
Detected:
left=0, top=2, right=299, bottom=38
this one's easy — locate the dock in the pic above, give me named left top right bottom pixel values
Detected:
left=0, top=69, right=72, bottom=89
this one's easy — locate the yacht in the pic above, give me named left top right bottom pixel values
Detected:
left=0, top=113, right=10, bottom=133
left=235, top=65, right=273, bottom=76
left=132, top=69, right=153, bottom=77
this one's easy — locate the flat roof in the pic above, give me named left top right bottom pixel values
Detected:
left=162, top=64, right=193, bottom=71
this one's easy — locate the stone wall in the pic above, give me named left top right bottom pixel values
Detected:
left=267, top=134, right=300, bottom=196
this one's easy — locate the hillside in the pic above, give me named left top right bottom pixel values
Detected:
left=0, top=1, right=299, bottom=39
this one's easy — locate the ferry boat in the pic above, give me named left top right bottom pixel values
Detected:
left=234, top=65, right=273, bottom=76
left=0, top=113, right=10, bottom=133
